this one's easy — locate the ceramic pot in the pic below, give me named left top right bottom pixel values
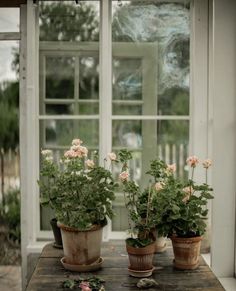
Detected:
left=155, top=236, right=167, bottom=253
left=171, top=236, right=202, bottom=270
left=57, top=222, right=103, bottom=266
left=50, top=218, right=63, bottom=248
left=126, top=241, right=155, bottom=277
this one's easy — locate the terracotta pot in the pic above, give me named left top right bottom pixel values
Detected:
left=171, top=236, right=202, bottom=270
left=57, top=222, right=103, bottom=266
left=50, top=218, right=63, bottom=248
left=126, top=241, right=155, bottom=274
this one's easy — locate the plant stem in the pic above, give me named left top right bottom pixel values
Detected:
left=146, top=183, right=152, bottom=227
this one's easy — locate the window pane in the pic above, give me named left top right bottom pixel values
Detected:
left=39, top=1, right=99, bottom=42
left=41, top=119, right=99, bottom=148
left=112, top=1, right=190, bottom=116
left=0, top=8, right=19, bottom=32
left=45, top=56, right=75, bottom=100
left=45, top=104, right=74, bottom=115
left=112, top=119, right=189, bottom=180
left=79, top=56, right=99, bottom=100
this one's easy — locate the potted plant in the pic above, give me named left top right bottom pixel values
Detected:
left=152, top=156, right=213, bottom=270
left=118, top=150, right=156, bottom=277
left=39, top=138, right=118, bottom=270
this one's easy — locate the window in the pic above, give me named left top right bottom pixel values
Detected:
left=36, top=0, right=207, bottom=240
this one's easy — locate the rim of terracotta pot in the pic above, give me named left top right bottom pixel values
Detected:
left=57, top=222, right=103, bottom=233
left=126, top=241, right=156, bottom=255
left=170, top=235, right=202, bottom=244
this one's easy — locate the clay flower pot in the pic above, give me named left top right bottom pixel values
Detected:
left=126, top=241, right=156, bottom=277
left=57, top=222, right=103, bottom=267
left=171, top=236, right=202, bottom=270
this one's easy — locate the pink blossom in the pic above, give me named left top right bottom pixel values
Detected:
left=79, top=281, right=91, bottom=291
left=186, top=156, right=199, bottom=168
left=119, top=171, right=129, bottom=182
left=72, top=138, right=83, bottom=146
left=85, top=159, right=95, bottom=168
left=64, top=150, right=77, bottom=158
left=154, top=182, right=164, bottom=191
left=108, top=152, right=117, bottom=161
left=167, top=164, right=176, bottom=173
left=202, top=159, right=212, bottom=169
left=79, top=146, right=88, bottom=157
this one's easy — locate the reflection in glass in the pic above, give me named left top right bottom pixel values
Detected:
left=79, top=56, right=99, bottom=100
left=113, top=58, right=142, bottom=101
left=46, top=56, right=74, bottom=99
left=112, top=1, right=190, bottom=115
left=39, top=1, right=99, bottom=42
left=43, top=119, right=99, bottom=147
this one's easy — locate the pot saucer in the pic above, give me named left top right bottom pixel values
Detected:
left=61, top=257, right=104, bottom=272
left=128, top=267, right=155, bottom=277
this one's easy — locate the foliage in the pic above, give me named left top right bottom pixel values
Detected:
left=62, top=276, right=105, bottom=290
left=117, top=150, right=156, bottom=247
left=0, top=81, right=19, bottom=151
left=38, top=139, right=118, bottom=230
left=0, top=188, right=21, bottom=244
left=151, top=157, right=214, bottom=237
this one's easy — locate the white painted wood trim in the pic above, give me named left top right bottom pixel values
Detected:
left=99, top=0, right=112, bottom=241
left=210, top=0, right=236, bottom=277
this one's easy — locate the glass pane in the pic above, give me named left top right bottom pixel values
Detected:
left=112, top=1, right=190, bottom=115
left=0, top=8, right=19, bottom=32
left=112, top=120, right=189, bottom=181
left=41, top=119, right=99, bottom=147
left=78, top=103, right=99, bottom=115
left=45, top=56, right=75, bottom=100
left=46, top=104, right=74, bottom=115
left=113, top=103, right=142, bottom=115
left=39, top=1, right=99, bottom=42
left=79, top=56, right=99, bottom=100
left=113, top=58, right=142, bottom=101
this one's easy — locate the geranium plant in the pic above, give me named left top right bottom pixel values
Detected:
left=38, top=139, right=118, bottom=230
left=118, top=149, right=156, bottom=247
left=152, top=156, right=214, bottom=238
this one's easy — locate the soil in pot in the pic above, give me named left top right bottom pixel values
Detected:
left=50, top=218, right=63, bottom=248
left=171, top=236, right=202, bottom=270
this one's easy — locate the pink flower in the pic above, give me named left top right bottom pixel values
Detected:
left=108, top=152, right=117, bottom=161
left=72, top=138, right=83, bottom=146
left=167, top=164, right=176, bottom=173
left=154, top=182, right=164, bottom=191
left=64, top=150, right=77, bottom=158
left=85, top=159, right=95, bottom=168
left=119, top=171, right=129, bottom=182
left=186, top=156, right=199, bottom=168
left=70, top=145, right=88, bottom=158
left=79, top=281, right=91, bottom=291
left=202, top=159, right=212, bottom=169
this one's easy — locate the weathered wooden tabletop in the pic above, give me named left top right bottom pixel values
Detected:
left=26, top=241, right=225, bottom=291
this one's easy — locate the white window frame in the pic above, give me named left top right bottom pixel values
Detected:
left=21, top=0, right=209, bottom=250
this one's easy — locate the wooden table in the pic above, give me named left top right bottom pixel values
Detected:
left=26, top=242, right=225, bottom=290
